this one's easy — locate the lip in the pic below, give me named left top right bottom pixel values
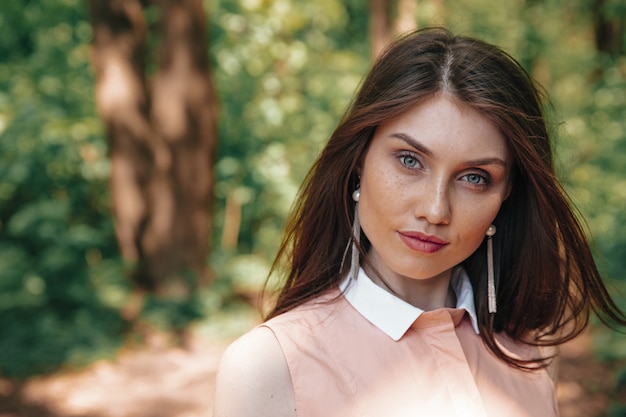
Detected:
left=398, top=231, right=449, bottom=254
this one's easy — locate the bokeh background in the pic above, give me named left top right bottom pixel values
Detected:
left=0, top=0, right=625, bottom=416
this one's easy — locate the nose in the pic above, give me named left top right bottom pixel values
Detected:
left=417, top=179, right=451, bottom=225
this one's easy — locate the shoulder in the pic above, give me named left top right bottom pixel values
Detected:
left=495, top=332, right=561, bottom=383
left=538, top=344, right=560, bottom=384
left=213, top=326, right=296, bottom=417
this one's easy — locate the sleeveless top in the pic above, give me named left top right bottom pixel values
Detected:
left=262, top=268, right=559, bottom=417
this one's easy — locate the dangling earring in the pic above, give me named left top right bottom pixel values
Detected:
left=349, top=188, right=361, bottom=281
left=486, top=224, right=497, bottom=314
left=339, top=187, right=362, bottom=280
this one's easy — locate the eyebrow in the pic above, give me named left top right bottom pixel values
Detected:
left=391, top=133, right=434, bottom=157
left=389, top=132, right=508, bottom=168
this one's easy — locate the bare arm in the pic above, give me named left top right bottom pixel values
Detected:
left=213, top=326, right=297, bottom=417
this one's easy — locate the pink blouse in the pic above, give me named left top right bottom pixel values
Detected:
left=262, top=268, right=559, bottom=417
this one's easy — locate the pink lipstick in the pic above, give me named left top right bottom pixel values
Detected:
left=398, top=231, right=449, bottom=254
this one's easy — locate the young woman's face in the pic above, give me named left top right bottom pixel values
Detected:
left=358, top=95, right=512, bottom=283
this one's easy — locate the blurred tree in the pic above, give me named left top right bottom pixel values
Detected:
left=593, top=0, right=625, bottom=57
left=370, top=0, right=393, bottom=57
left=0, top=0, right=126, bottom=377
left=369, top=0, right=418, bottom=58
left=90, top=0, right=218, bottom=313
left=395, top=0, right=418, bottom=34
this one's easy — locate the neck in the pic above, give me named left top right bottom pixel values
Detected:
left=362, top=265, right=456, bottom=311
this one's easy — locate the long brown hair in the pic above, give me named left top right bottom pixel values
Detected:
left=265, top=28, right=626, bottom=368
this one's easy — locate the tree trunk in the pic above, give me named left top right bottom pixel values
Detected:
left=593, top=0, right=625, bottom=57
left=369, top=0, right=419, bottom=60
left=394, top=0, right=417, bottom=35
left=369, top=0, right=393, bottom=59
left=90, top=0, right=217, bottom=302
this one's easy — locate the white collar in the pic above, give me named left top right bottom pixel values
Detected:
left=340, top=267, right=480, bottom=341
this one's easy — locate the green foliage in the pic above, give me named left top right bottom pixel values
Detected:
left=0, top=0, right=126, bottom=377
left=207, top=0, right=370, bottom=288
left=141, top=294, right=205, bottom=331
left=608, top=404, right=626, bottom=417
left=564, top=60, right=626, bottom=281
left=591, top=282, right=626, bottom=409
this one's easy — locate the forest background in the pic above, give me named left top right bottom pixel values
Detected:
left=0, top=0, right=625, bottom=414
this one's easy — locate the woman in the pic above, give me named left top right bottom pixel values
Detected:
left=213, top=28, right=626, bottom=417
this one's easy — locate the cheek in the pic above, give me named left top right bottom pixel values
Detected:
left=361, top=163, right=397, bottom=203
left=456, top=202, right=501, bottom=243
left=358, top=173, right=402, bottom=229
left=359, top=188, right=394, bottom=231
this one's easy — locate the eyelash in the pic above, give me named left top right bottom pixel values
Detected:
left=397, top=152, right=422, bottom=170
left=396, top=151, right=493, bottom=189
left=460, top=173, right=492, bottom=188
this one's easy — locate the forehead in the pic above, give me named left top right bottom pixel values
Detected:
left=374, top=95, right=510, bottom=162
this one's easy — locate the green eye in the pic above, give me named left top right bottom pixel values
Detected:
left=400, top=155, right=419, bottom=168
left=466, top=174, right=483, bottom=184
left=463, top=173, right=491, bottom=186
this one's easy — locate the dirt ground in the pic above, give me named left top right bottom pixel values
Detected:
left=0, top=327, right=622, bottom=417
